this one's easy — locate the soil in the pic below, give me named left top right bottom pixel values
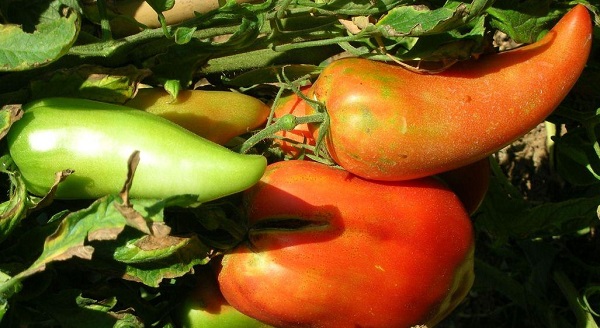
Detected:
left=495, top=123, right=560, bottom=202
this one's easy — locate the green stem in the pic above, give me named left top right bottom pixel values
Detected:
left=553, top=270, right=599, bottom=328
left=239, top=113, right=325, bottom=153
left=95, top=0, right=113, bottom=41
left=273, top=31, right=374, bottom=52
left=0, top=274, right=22, bottom=299
left=275, top=0, right=294, bottom=19
left=68, top=24, right=242, bottom=60
left=158, top=13, right=173, bottom=38
left=585, top=123, right=600, bottom=162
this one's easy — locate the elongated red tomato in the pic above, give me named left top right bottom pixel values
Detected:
left=218, top=160, right=474, bottom=328
left=308, top=5, right=592, bottom=181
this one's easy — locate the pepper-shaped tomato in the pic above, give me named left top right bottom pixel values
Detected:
left=6, top=98, right=267, bottom=201
left=126, top=89, right=270, bottom=145
left=218, top=160, right=474, bottom=328
left=307, top=5, right=592, bottom=181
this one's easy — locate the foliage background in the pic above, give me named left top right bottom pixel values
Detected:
left=0, top=0, right=599, bottom=327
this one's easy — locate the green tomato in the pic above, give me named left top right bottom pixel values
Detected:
left=6, top=98, right=267, bottom=201
left=179, top=266, right=271, bottom=328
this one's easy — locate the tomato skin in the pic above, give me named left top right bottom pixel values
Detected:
left=271, top=87, right=315, bottom=157
left=178, top=265, right=272, bottom=328
left=126, top=89, right=270, bottom=145
left=308, top=5, right=592, bottom=181
left=6, top=98, right=267, bottom=201
left=438, top=157, right=490, bottom=215
left=218, top=160, right=474, bottom=328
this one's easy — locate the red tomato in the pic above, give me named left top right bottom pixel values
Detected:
left=307, top=5, right=592, bottom=181
left=217, top=160, right=475, bottom=328
left=271, top=87, right=315, bottom=158
left=438, top=157, right=491, bottom=215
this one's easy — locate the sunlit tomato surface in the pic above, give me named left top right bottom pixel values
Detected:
left=307, top=5, right=592, bottom=181
left=218, top=160, right=475, bottom=328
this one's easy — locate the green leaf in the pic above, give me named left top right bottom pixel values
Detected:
left=0, top=104, right=23, bottom=140
left=0, top=170, right=29, bottom=244
left=554, top=129, right=600, bottom=186
left=20, top=196, right=128, bottom=278
left=474, top=258, right=530, bottom=308
left=29, top=65, right=152, bottom=103
left=390, top=14, right=487, bottom=61
left=0, top=0, right=83, bottom=32
left=377, top=0, right=494, bottom=37
left=36, top=289, right=144, bottom=328
left=6, top=194, right=212, bottom=288
left=478, top=172, right=600, bottom=241
left=0, top=196, right=170, bottom=289
left=163, top=80, right=181, bottom=99
left=145, top=0, right=176, bottom=12
left=87, top=234, right=210, bottom=288
left=214, top=14, right=264, bottom=50
left=113, top=234, right=208, bottom=265
left=174, top=27, right=197, bottom=45
left=486, top=0, right=564, bottom=43
left=119, top=240, right=210, bottom=288
left=0, top=8, right=80, bottom=71
left=476, top=160, right=600, bottom=242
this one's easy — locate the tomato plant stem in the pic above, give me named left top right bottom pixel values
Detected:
left=553, top=271, right=599, bottom=328
left=95, top=0, right=113, bottom=41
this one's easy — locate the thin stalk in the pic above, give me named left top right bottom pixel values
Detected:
left=273, top=31, right=375, bottom=52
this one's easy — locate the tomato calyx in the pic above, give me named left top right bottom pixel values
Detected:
left=240, top=83, right=331, bottom=155
left=239, top=112, right=326, bottom=153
